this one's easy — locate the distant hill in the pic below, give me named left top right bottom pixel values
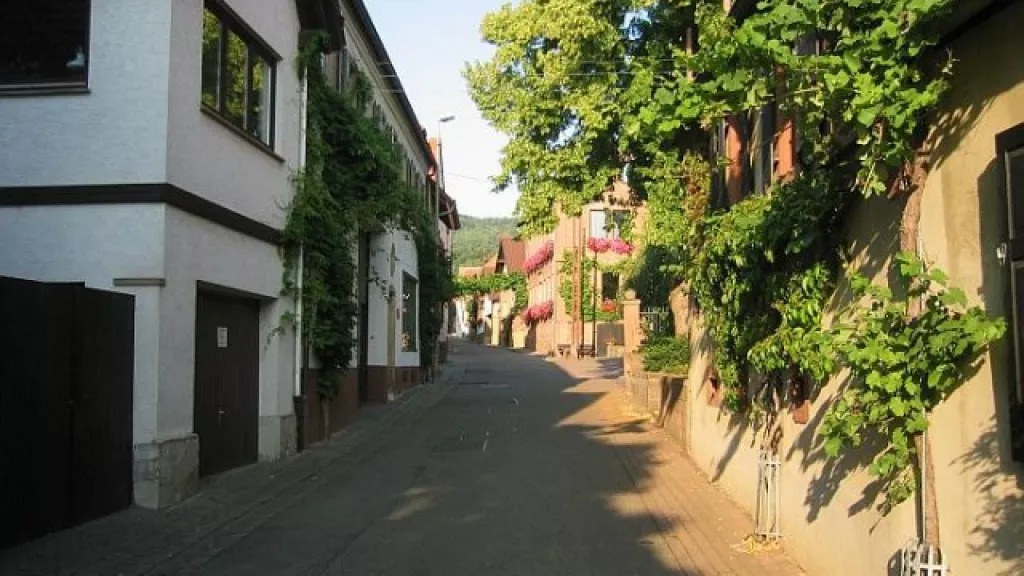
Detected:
left=453, top=215, right=518, bottom=269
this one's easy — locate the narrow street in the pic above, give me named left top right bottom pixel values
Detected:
left=0, top=343, right=801, bottom=575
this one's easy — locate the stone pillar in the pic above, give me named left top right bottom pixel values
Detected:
left=622, top=289, right=642, bottom=377
left=669, top=283, right=691, bottom=339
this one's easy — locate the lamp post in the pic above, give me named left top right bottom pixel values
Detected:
left=437, top=115, right=455, bottom=209
left=434, top=115, right=455, bottom=376
left=592, top=249, right=598, bottom=356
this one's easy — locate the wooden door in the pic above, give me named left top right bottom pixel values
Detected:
left=0, top=278, right=134, bottom=549
left=69, top=288, right=134, bottom=525
left=194, top=291, right=259, bottom=477
left=358, top=233, right=371, bottom=404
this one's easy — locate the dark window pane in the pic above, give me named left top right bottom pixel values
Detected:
left=611, top=211, right=628, bottom=238
left=1009, top=149, right=1024, bottom=239
left=0, top=0, right=90, bottom=87
left=602, top=273, right=619, bottom=301
left=247, top=54, right=272, bottom=144
left=223, top=30, right=247, bottom=129
left=201, top=9, right=222, bottom=108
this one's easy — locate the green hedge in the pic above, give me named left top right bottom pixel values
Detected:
left=639, top=336, right=690, bottom=375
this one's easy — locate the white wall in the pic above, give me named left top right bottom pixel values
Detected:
left=0, top=204, right=294, bottom=449
left=161, top=206, right=293, bottom=439
left=367, top=229, right=420, bottom=368
left=0, top=204, right=166, bottom=444
left=166, top=0, right=302, bottom=230
left=0, top=0, right=173, bottom=187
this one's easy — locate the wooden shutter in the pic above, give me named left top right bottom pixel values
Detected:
left=998, top=123, right=1024, bottom=461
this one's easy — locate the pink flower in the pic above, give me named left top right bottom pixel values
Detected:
left=522, top=300, right=554, bottom=325
left=587, top=237, right=611, bottom=253
left=523, top=240, right=555, bottom=274
left=609, top=238, right=634, bottom=255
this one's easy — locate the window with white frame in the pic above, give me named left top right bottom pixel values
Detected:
left=1, top=1, right=91, bottom=90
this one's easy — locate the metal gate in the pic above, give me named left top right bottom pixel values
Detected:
left=193, top=290, right=259, bottom=477
left=0, top=277, right=134, bottom=549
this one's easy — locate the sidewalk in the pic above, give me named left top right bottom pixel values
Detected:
left=554, top=357, right=804, bottom=575
left=0, top=366, right=462, bottom=576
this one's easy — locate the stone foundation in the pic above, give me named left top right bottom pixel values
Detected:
left=367, top=365, right=421, bottom=403
left=298, top=369, right=360, bottom=448
left=133, top=434, right=199, bottom=509
left=258, top=413, right=297, bottom=462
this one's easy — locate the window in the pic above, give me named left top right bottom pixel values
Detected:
left=750, top=104, right=776, bottom=196
left=601, top=272, right=619, bottom=301
left=590, top=210, right=607, bottom=239
left=338, top=48, right=350, bottom=91
left=589, top=209, right=628, bottom=239
left=201, top=3, right=277, bottom=147
left=1, top=0, right=91, bottom=90
left=710, top=120, right=729, bottom=210
left=401, top=273, right=418, bottom=352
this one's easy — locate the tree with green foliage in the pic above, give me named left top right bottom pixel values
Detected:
left=468, top=0, right=1008, bottom=534
left=452, top=215, right=517, bottom=269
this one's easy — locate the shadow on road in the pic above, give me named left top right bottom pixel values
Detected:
left=1, top=341, right=687, bottom=575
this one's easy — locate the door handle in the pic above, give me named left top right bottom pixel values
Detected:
left=997, top=242, right=1008, bottom=266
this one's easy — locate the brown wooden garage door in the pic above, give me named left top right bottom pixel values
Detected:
left=193, top=290, right=259, bottom=477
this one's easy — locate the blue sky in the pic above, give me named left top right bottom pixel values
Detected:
left=365, top=0, right=520, bottom=219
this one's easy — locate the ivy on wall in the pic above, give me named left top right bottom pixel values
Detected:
left=283, top=34, right=450, bottom=399
left=558, top=251, right=621, bottom=322
left=627, top=0, right=1005, bottom=510
left=468, top=0, right=1009, bottom=514
left=453, top=272, right=528, bottom=316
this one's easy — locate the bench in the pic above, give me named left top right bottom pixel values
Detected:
left=556, top=344, right=572, bottom=358
left=576, top=344, right=595, bottom=359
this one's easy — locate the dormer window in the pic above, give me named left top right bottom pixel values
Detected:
left=0, top=1, right=91, bottom=91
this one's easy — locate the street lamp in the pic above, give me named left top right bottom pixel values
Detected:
left=437, top=115, right=455, bottom=203
left=434, top=115, right=456, bottom=374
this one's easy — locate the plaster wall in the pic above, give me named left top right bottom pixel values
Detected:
left=0, top=0, right=173, bottom=187
left=166, top=0, right=302, bottom=229
left=683, top=8, right=1024, bottom=575
left=367, top=230, right=420, bottom=368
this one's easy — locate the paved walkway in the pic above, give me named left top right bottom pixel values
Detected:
left=0, top=342, right=803, bottom=575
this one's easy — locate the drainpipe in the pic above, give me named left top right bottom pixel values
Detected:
left=294, top=72, right=308, bottom=449
left=294, top=247, right=304, bottom=397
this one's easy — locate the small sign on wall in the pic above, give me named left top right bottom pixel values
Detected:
left=217, top=327, right=228, bottom=348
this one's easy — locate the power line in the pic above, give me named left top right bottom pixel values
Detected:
left=446, top=173, right=496, bottom=184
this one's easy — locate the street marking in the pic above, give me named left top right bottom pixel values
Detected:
left=512, top=396, right=520, bottom=405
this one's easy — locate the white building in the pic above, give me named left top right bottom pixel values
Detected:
left=330, top=0, right=443, bottom=401
left=0, top=0, right=343, bottom=508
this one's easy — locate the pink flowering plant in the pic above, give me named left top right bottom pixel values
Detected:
left=523, top=240, right=555, bottom=274
left=587, top=236, right=633, bottom=255
left=520, top=300, right=554, bottom=325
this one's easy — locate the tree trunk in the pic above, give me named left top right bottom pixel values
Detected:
left=895, top=152, right=941, bottom=548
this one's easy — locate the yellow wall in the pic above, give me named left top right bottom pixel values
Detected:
left=685, top=6, right=1024, bottom=575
